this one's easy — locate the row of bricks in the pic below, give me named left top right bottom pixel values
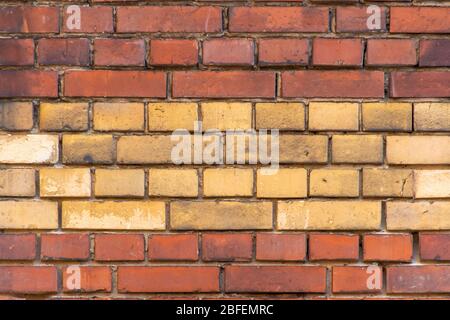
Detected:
left=2, top=38, right=449, bottom=67
left=1, top=167, right=448, bottom=198
left=2, top=102, right=449, bottom=132
left=0, top=6, right=449, bottom=34
left=2, top=70, right=449, bottom=98
left=1, top=200, right=450, bottom=231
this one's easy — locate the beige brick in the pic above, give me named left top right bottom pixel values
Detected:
left=414, top=103, right=450, bottom=132
left=40, top=103, right=88, bottom=131
left=62, top=201, right=166, bottom=230
left=40, top=168, right=91, bottom=197
left=309, top=102, right=359, bottom=131
left=257, top=168, right=307, bottom=198
left=363, top=168, right=413, bottom=197
left=387, top=136, right=450, bottom=164
left=414, top=170, right=450, bottom=198
left=0, top=102, right=33, bottom=130
left=0, top=135, right=58, bottom=164
left=362, top=102, right=412, bottom=131
left=204, top=168, right=253, bottom=197
left=0, top=201, right=58, bottom=229
left=0, top=169, right=35, bottom=197
left=149, top=169, right=198, bottom=197
left=170, top=201, right=273, bottom=230
left=387, top=202, right=450, bottom=230
left=277, top=201, right=381, bottom=230
left=279, top=135, right=328, bottom=163
left=310, top=169, right=359, bottom=197
left=332, top=135, right=383, bottom=164
left=255, top=103, right=305, bottom=130
left=93, top=103, right=144, bottom=131
left=201, top=102, right=252, bottom=131
left=148, top=103, right=198, bottom=131
left=63, top=135, right=114, bottom=164
left=95, top=169, right=145, bottom=197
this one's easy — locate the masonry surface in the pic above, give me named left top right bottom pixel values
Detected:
left=0, top=0, right=449, bottom=300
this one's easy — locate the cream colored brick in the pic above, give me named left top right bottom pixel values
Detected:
left=40, top=103, right=88, bottom=131
left=277, top=201, right=381, bottom=230
left=0, top=169, right=35, bottom=197
left=279, top=135, right=328, bottom=163
left=255, top=103, right=305, bottom=130
left=63, top=135, right=114, bottom=164
left=414, top=170, right=450, bottom=198
left=309, top=102, right=359, bottom=131
left=362, top=102, right=412, bottom=131
left=149, top=169, right=198, bottom=197
left=62, top=201, right=165, bottom=230
left=0, top=102, right=33, bottom=130
left=363, top=168, right=413, bottom=197
left=93, top=103, right=144, bottom=131
left=0, top=135, right=58, bottom=164
left=387, top=136, right=450, bottom=164
left=95, top=169, right=145, bottom=197
left=40, top=168, right=91, bottom=197
left=170, top=201, right=273, bottom=230
left=201, top=102, right=252, bottom=130
left=148, top=103, right=198, bottom=131
left=310, top=169, right=359, bottom=197
left=204, top=168, right=253, bottom=197
left=332, top=135, right=383, bottom=163
left=0, top=201, right=58, bottom=229
left=257, top=168, right=307, bottom=198
left=387, top=202, right=450, bottom=230
left=414, top=103, right=450, bottom=131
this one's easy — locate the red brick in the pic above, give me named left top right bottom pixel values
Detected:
left=0, top=6, right=59, bottom=33
left=95, top=234, right=144, bottom=261
left=420, top=40, right=450, bottom=67
left=118, top=266, right=220, bottom=293
left=259, top=39, right=308, bottom=66
left=390, top=7, right=450, bottom=33
left=148, top=234, right=198, bottom=261
left=420, top=233, right=450, bottom=261
left=313, top=38, right=362, bottom=66
left=117, top=6, right=222, bottom=33
left=64, top=70, right=166, bottom=97
left=202, top=233, right=252, bottom=262
left=256, top=233, right=306, bottom=261
left=0, top=267, right=57, bottom=294
left=203, top=39, right=254, bottom=66
left=225, top=266, right=326, bottom=293
left=41, top=233, right=90, bottom=261
left=336, top=7, right=387, bottom=32
left=94, top=39, right=145, bottom=66
left=282, top=71, right=384, bottom=98
left=366, top=39, right=417, bottom=66
left=310, top=234, right=359, bottom=261
left=62, top=266, right=111, bottom=293
left=38, top=38, right=90, bottom=66
left=62, top=6, right=113, bottom=33
left=229, top=7, right=328, bottom=33
left=387, top=266, right=450, bottom=293
left=391, top=72, right=450, bottom=98
left=173, top=71, right=275, bottom=98
left=0, top=70, right=58, bottom=97
left=363, top=234, right=412, bottom=262
left=333, top=266, right=382, bottom=293
left=150, top=39, right=198, bottom=66
left=0, top=234, right=36, bottom=260
left=0, top=39, right=34, bottom=66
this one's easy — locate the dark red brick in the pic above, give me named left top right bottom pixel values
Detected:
left=202, top=233, right=252, bottom=262
left=0, top=234, right=36, bottom=260
left=38, top=38, right=90, bottom=66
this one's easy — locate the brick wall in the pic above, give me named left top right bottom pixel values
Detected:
left=0, top=0, right=449, bottom=299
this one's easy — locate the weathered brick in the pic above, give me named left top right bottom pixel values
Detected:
left=149, top=39, right=198, bottom=66
left=309, top=102, right=359, bottom=131
left=40, top=168, right=91, bottom=198
left=391, top=72, right=450, bottom=98
left=333, top=266, right=382, bottom=293
left=94, top=39, right=145, bottom=66
left=278, top=135, right=328, bottom=163
left=387, top=136, right=450, bottom=164
left=62, top=266, right=111, bottom=293
left=366, top=39, right=417, bottom=66
left=202, top=233, right=252, bottom=261
left=332, top=135, right=383, bottom=164
left=148, top=103, right=198, bottom=131
left=203, top=39, right=254, bottom=66
left=0, top=169, right=35, bottom=197
left=41, top=233, right=90, bottom=260
left=363, top=234, right=412, bottom=262
left=420, top=233, right=450, bottom=261
left=256, top=233, right=306, bottom=261
left=310, top=169, right=359, bottom=197
left=387, top=266, right=450, bottom=293
left=0, top=102, right=33, bottom=131
left=95, top=234, right=144, bottom=261
left=93, top=103, right=144, bottom=131
left=0, top=39, right=34, bottom=66
left=255, top=103, right=305, bottom=130
left=310, top=234, right=359, bottom=261
left=259, top=39, right=308, bottom=66
left=0, top=70, right=58, bottom=97
left=336, top=6, right=387, bottom=32
left=0, top=234, right=36, bottom=260
left=414, top=170, right=450, bottom=199
left=420, top=39, right=450, bottom=67
left=62, top=6, right=113, bottom=33
left=0, top=135, right=58, bottom=164
left=0, top=267, right=57, bottom=294
left=414, top=103, right=450, bottom=132
left=0, top=6, right=59, bottom=33
left=95, top=169, right=145, bottom=197
left=256, top=168, right=307, bottom=198
left=149, top=169, right=198, bottom=197
left=0, top=201, right=58, bottom=229
left=148, top=234, right=198, bottom=261
left=38, top=38, right=90, bottom=66
left=40, top=103, right=89, bottom=132
left=362, top=103, right=412, bottom=131
left=62, top=135, right=114, bottom=164
left=390, top=7, right=450, bottom=33
left=313, top=38, right=362, bottom=66
left=363, top=168, right=413, bottom=198
left=204, top=168, right=253, bottom=197
left=201, top=102, right=252, bottom=131
left=387, top=201, right=450, bottom=230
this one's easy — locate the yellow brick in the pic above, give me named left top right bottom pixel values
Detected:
left=414, top=103, right=450, bottom=132
left=148, top=103, right=198, bottom=131
left=255, top=103, right=305, bottom=130
left=414, top=170, right=450, bottom=198
left=277, top=201, right=381, bottom=230
left=40, top=168, right=91, bottom=197
left=0, top=102, right=33, bottom=130
left=362, top=102, right=412, bottom=131
left=257, top=168, right=307, bottom=198
left=0, top=135, right=58, bottom=164
left=204, top=168, right=253, bottom=197
left=332, top=135, right=383, bottom=163
left=363, top=168, right=413, bottom=197
left=170, top=201, right=273, bottom=230
left=40, top=103, right=88, bottom=131
left=387, top=201, right=450, bottom=230
left=63, top=135, right=114, bottom=164
left=0, top=169, right=35, bottom=197
left=310, top=169, right=359, bottom=197
left=201, top=102, right=252, bottom=131
left=62, top=201, right=166, bottom=230
left=387, top=136, right=450, bottom=164
left=309, top=102, right=359, bottom=131
left=95, top=169, right=145, bottom=197
left=0, top=201, right=58, bottom=229
left=279, top=135, right=328, bottom=163
left=149, top=169, right=198, bottom=197
left=93, top=103, right=144, bottom=131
